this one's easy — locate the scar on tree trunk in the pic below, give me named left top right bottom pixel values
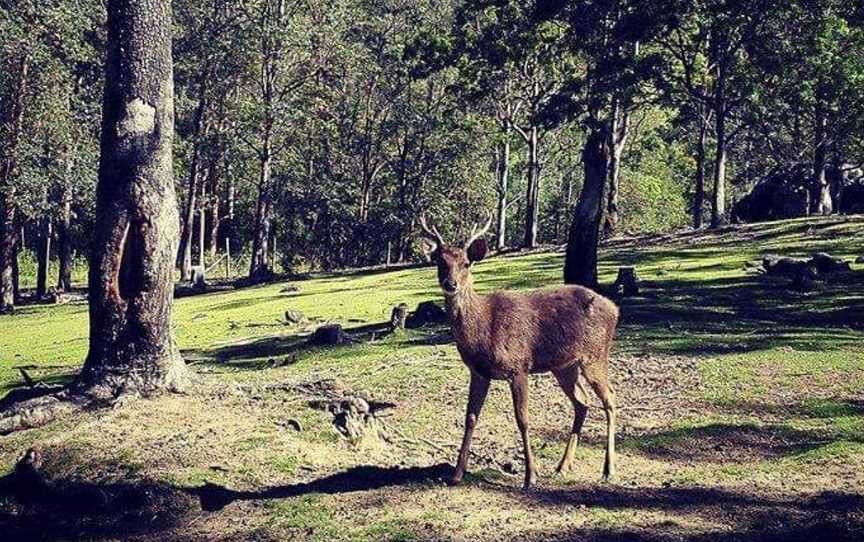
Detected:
left=0, top=0, right=190, bottom=435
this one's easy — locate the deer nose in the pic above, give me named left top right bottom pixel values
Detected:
left=442, top=278, right=458, bottom=293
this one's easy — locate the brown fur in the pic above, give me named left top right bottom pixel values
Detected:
left=429, top=243, right=620, bottom=488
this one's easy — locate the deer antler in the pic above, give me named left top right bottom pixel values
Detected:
left=419, top=214, right=445, bottom=247
left=464, top=213, right=493, bottom=249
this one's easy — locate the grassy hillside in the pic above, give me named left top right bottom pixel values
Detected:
left=1, top=215, right=863, bottom=541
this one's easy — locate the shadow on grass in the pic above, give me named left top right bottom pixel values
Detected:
left=185, top=461, right=864, bottom=541
left=495, top=486, right=864, bottom=542
left=188, top=463, right=453, bottom=512
left=189, top=321, right=396, bottom=370
left=0, top=470, right=193, bottom=542
left=616, top=271, right=864, bottom=356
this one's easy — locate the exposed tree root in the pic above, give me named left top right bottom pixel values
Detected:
left=0, top=390, right=86, bottom=436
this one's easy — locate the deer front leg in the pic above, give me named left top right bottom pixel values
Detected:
left=450, top=371, right=490, bottom=486
left=510, top=372, right=536, bottom=489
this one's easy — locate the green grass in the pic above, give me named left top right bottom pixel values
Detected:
left=1, top=215, right=863, bottom=541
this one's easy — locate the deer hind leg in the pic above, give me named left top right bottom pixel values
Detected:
left=583, top=363, right=617, bottom=481
left=553, top=365, right=590, bottom=474
left=450, top=371, right=490, bottom=485
left=509, top=372, right=537, bottom=489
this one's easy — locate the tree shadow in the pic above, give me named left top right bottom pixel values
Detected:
left=189, top=321, right=396, bottom=370
left=186, top=463, right=452, bottom=512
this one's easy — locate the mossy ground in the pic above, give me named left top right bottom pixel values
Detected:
left=1, top=215, right=863, bottom=541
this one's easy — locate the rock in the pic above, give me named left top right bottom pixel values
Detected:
left=284, top=309, right=308, bottom=324
left=390, top=303, right=409, bottom=331
left=280, top=284, right=300, bottom=293
left=809, top=252, right=851, bottom=274
left=406, top=301, right=448, bottom=328
left=311, top=324, right=348, bottom=345
left=762, top=256, right=815, bottom=278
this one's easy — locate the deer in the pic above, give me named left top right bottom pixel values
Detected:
left=419, top=215, right=619, bottom=489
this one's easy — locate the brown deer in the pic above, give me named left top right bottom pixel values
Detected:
left=419, top=215, right=619, bottom=489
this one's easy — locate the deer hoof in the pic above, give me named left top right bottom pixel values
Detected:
left=448, top=473, right=464, bottom=486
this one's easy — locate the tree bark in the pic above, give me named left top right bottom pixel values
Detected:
left=36, top=219, right=52, bottom=298
left=564, top=127, right=610, bottom=288
left=523, top=127, right=540, bottom=249
left=0, top=55, right=29, bottom=313
left=77, top=0, right=190, bottom=398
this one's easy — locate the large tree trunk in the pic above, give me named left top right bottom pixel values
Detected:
left=77, top=0, right=189, bottom=398
left=495, top=137, right=510, bottom=250
left=0, top=55, right=29, bottom=313
left=693, top=111, right=708, bottom=229
left=36, top=219, right=52, bottom=298
left=812, top=102, right=832, bottom=215
left=603, top=102, right=630, bottom=236
left=564, top=127, right=610, bottom=288
left=523, top=127, right=540, bottom=249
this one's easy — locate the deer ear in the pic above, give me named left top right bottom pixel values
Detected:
left=420, top=238, right=439, bottom=261
left=466, top=238, right=488, bottom=263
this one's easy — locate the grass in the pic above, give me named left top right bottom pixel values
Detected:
left=1, top=215, right=863, bottom=541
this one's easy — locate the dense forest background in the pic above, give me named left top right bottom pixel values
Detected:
left=1, top=0, right=863, bottom=295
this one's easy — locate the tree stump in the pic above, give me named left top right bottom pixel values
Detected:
left=191, top=266, right=207, bottom=289
left=284, top=309, right=308, bottom=325
left=615, top=266, right=639, bottom=296
left=390, top=303, right=409, bottom=331
left=311, top=324, right=348, bottom=345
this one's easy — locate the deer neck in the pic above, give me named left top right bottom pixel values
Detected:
left=445, top=286, right=484, bottom=341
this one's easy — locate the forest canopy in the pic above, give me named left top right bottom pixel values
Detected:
left=1, top=0, right=863, bottom=294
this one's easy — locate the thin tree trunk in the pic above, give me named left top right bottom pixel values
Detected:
left=564, top=127, right=610, bottom=288
left=198, top=179, right=206, bottom=267
left=176, top=77, right=209, bottom=281
left=77, top=0, right=189, bottom=398
left=813, top=102, right=832, bottom=215
left=57, top=176, right=74, bottom=291
left=603, top=102, right=630, bottom=236
left=36, top=219, right=52, bottom=298
left=523, top=127, right=540, bottom=249
left=710, top=84, right=728, bottom=228
left=207, top=160, right=220, bottom=259
left=0, top=55, right=29, bottom=313
left=496, top=136, right=510, bottom=250
left=250, top=142, right=273, bottom=278
left=693, top=111, right=708, bottom=229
